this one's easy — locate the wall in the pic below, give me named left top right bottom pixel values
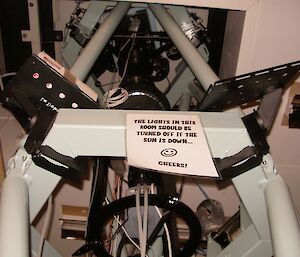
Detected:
left=238, top=0, right=300, bottom=210
left=246, top=0, right=300, bottom=71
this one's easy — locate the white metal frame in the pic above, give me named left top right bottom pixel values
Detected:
left=1, top=109, right=300, bottom=257
left=1, top=1, right=300, bottom=257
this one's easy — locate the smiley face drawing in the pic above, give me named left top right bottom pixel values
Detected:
left=161, top=148, right=177, bottom=157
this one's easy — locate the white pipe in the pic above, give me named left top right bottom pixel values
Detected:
left=264, top=176, right=300, bottom=257
left=149, top=4, right=219, bottom=91
left=0, top=174, right=30, bottom=257
left=70, top=2, right=131, bottom=80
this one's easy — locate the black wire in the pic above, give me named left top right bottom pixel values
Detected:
left=147, top=210, right=172, bottom=247
left=177, top=177, right=185, bottom=199
left=164, top=76, right=171, bottom=94
left=116, top=234, right=126, bottom=257
left=106, top=209, right=129, bottom=243
left=121, top=177, right=128, bottom=184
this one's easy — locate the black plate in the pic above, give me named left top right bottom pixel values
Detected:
left=199, top=60, right=300, bottom=111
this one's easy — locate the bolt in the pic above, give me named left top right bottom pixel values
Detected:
left=72, top=102, right=78, bottom=108
left=46, top=83, right=53, bottom=89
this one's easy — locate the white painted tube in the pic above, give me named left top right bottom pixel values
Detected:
left=0, top=174, right=30, bottom=257
left=149, top=4, right=219, bottom=91
left=70, top=2, right=131, bottom=80
left=264, top=176, right=300, bottom=257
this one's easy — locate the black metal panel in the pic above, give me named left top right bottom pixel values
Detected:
left=0, top=0, right=32, bottom=72
left=199, top=60, right=300, bottom=111
left=207, top=9, right=228, bottom=75
left=38, top=0, right=55, bottom=57
left=5, top=55, right=101, bottom=122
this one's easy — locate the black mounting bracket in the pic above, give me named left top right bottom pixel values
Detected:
left=214, top=111, right=269, bottom=180
left=44, top=30, right=64, bottom=42
left=199, top=60, right=300, bottom=111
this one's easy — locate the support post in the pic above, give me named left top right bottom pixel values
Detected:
left=264, top=176, right=300, bottom=257
left=0, top=174, right=30, bottom=257
left=148, top=4, right=219, bottom=91
left=70, top=2, right=131, bottom=80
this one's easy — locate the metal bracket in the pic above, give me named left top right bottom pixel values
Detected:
left=6, top=147, right=33, bottom=185
left=214, top=146, right=262, bottom=180
left=261, top=154, right=278, bottom=180
left=32, top=146, right=84, bottom=184
left=43, top=30, right=63, bottom=42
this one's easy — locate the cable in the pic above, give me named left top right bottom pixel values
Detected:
left=1, top=72, right=17, bottom=78
left=119, top=33, right=136, bottom=52
left=177, top=177, right=185, bottom=199
left=104, top=32, right=137, bottom=107
left=109, top=32, right=136, bottom=91
left=150, top=184, right=172, bottom=257
left=105, top=211, right=129, bottom=244
left=135, top=184, right=149, bottom=257
left=120, top=33, right=136, bottom=82
left=136, top=184, right=144, bottom=256
left=103, top=87, right=129, bottom=108
left=105, top=197, right=149, bottom=257
left=163, top=76, right=171, bottom=94
left=112, top=176, right=122, bottom=257
left=36, top=195, right=53, bottom=257
left=119, top=220, right=148, bottom=257
left=142, top=184, right=148, bottom=257
left=193, top=179, right=209, bottom=199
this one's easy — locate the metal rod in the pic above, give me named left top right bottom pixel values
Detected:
left=264, top=176, right=300, bottom=257
left=179, top=91, right=191, bottom=111
left=212, top=210, right=240, bottom=240
left=148, top=4, right=219, bottom=91
left=112, top=34, right=170, bottom=40
left=70, top=2, right=131, bottom=80
left=0, top=174, right=30, bottom=257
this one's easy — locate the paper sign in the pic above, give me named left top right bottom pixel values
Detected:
left=126, top=113, right=219, bottom=177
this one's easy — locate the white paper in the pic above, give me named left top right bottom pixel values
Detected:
left=126, top=113, right=219, bottom=177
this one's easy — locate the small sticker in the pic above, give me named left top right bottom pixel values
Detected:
left=126, top=113, right=219, bottom=177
